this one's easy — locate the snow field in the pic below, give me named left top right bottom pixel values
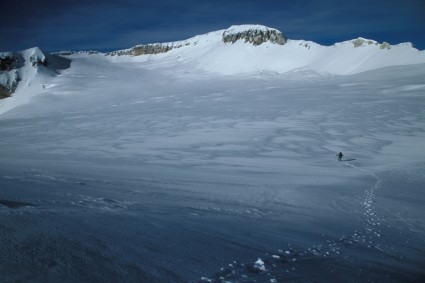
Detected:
left=0, top=30, right=425, bottom=281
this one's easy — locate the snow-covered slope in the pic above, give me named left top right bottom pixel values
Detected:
left=1, top=24, right=424, bottom=114
left=0, top=53, right=424, bottom=283
left=116, top=26, right=424, bottom=75
left=100, top=24, right=425, bottom=75
left=1, top=25, right=425, bottom=282
left=53, top=24, right=425, bottom=76
left=0, top=47, right=70, bottom=113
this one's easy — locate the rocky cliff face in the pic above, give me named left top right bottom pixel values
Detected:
left=350, top=38, right=391, bottom=49
left=109, top=42, right=185, bottom=56
left=0, top=55, right=23, bottom=71
left=0, top=54, right=24, bottom=98
left=222, top=26, right=287, bottom=45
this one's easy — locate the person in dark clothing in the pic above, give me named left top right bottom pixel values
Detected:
left=337, top=152, right=343, bottom=161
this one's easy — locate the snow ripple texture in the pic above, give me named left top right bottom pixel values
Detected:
left=198, top=161, right=383, bottom=283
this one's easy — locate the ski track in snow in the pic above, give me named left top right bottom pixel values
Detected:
left=198, top=161, right=384, bottom=283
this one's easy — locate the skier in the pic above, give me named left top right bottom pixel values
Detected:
left=337, top=152, right=343, bottom=161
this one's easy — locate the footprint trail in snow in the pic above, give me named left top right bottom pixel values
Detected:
left=198, top=161, right=384, bottom=282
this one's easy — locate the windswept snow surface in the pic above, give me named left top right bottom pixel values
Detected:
left=0, top=51, right=425, bottom=282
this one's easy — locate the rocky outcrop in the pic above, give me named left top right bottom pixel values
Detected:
left=52, top=50, right=100, bottom=56
left=222, top=26, right=287, bottom=45
left=30, top=55, right=49, bottom=67
left=108, top=42, right=191, bottom=56
left=0, top=54, right=24, bottom=71
left=0, top=84, right=11, bottom=99
left=132, top=44, right=172, bottom=55
left=0, top=73, right=19, bottom=99
left=0, top=54, right=23, bottom=99
left=351, top=38, right=391, bottom=50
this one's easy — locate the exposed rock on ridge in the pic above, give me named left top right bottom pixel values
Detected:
left=0, top=55, right=23, bottom=71
left=350, top=38, right=391, bottom=49
left=53, top=50, right=101, bottom=56
left=222, top=26, right=287, bottom=45
left=0, top=54, right=24, bottom=98
left=109, top=42, right=189, bottom=56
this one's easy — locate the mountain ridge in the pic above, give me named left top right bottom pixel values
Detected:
left=53, top=24, right=418, bottom=57
left=1, top=24, right=424, bottom=108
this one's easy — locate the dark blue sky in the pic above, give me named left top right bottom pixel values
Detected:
left=2, top=0, right=424, bottom=52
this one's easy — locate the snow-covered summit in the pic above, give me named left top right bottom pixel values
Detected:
left=102, top=25, right=424, bottom=75
left=0, top=47, right=47, bottom=99
left=333, top=37, right=395, bottom=50
left=108, top=24, right=286, bottom=56
left=166, top=30, right=425, bottom=75
left=0, top=47, right=70, bottom=112
left=224, top=24, right=278, bottom=33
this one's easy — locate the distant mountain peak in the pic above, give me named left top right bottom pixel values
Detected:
left=348, top=38, right=390, bottom=49
left=332, top=37, right=414, bottom=50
